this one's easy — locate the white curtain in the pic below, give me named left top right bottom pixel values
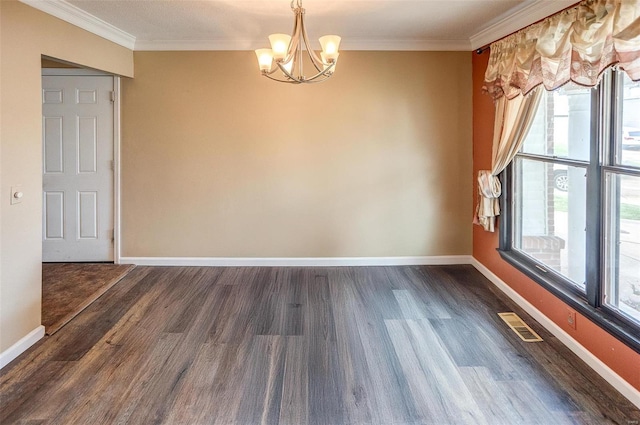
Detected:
left=474, top=88, right=543, bottom=232
left=474, top=0, right=640, bottom=232
left=484, top=0, right=640, bottom=101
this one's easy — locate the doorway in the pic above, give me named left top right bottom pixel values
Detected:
left=42, top=70, right=116, bottom=262
left=41, top=64, right=128, bottom=334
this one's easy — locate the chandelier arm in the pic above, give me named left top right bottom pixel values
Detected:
left=276, top=61, right=298, bottom=81
left=264, top=73, right=301, bottom=84
left=274, top=72, right=331, bottom=84
left=302, top=64, right=335, bottom=83
left=299, top=78, right=330, bottom=84
left=298, top=29, right=304, bottom=79
left=273, top=61, right=334, bottom=83
left=264, top=62, right=333, bottom=84
left=284, top=8, right=301, bottom=64
left=299, top=12, right=325, bottom=72
left=263, top=66, right=283, bottom=76
left=279, top=7, right=302, bottom=76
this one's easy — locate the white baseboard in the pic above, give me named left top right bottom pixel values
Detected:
left=0, top=325, right=45, bottom=370
left=119, top=255, right=474, bottom=267
left=470, top=258, right=640, bottom=410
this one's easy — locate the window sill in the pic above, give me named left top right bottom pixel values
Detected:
left=497, top=248, right=640, bottom=354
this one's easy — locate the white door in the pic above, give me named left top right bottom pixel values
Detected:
left=42, top=74, right=114, bottom=262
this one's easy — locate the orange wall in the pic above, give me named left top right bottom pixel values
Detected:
left=472, top=51, right=640, bottom=392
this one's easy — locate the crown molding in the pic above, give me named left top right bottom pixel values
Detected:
left=470, top=0, right=577, bottom=50
left=19, top=0, right=136, bottom=50
left=22, top=0, right=576, bottom=53
left=135, top=38, right=472, bottom=52
left=343, top=39, right=472, bottom=52
left=134, top=39, right=257, bottom=52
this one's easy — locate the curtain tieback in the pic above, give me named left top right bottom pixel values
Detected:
left=474, top=170, right=502, bottom=232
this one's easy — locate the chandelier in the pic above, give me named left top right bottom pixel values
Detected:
left=254, top=0, right=341, bottom=84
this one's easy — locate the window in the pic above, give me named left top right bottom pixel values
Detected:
left=502, top=69, right=640, bottom=349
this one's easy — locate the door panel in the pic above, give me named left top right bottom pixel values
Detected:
left=44, top=117, right=64, bottom=173
left=77, top=116, right=97, bottom=173
left=78, top=191, right=98, bottom=239
left=42, top=75, right=114, bottom=262
left=44, top=192, right=65, bottom=239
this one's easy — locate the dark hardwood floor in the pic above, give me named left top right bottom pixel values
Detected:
left=1, top=265, right=639, bottom=424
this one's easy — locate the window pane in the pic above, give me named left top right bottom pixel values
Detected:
left=513, top=158, right=586, bottom=289
left=521, top=84, right=591, bottom=161
left=604, top=172, right=640, bottom=325
left=618, top=72, right=640, bottom=167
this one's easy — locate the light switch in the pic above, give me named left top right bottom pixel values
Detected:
left=11, top=185, right=23, bottom=205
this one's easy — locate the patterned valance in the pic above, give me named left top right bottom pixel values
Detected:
left=484, top=0, right=640, bottom=100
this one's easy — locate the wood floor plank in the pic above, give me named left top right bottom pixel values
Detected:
left=328, top=268, right=376, bottom=425
left=392, top=289, right=427, bottom=319
left=306, top=273, right=346, bottom=425
left=430, top=317, right=525, bottom=380
left=348, top=268, right=419, bottom=424
left=0, top=360, right=71, bottom=424
left=283, top=268, right=307, bottom=336
left=353, top=266, right=404, bottom=320
left=2, top=265, right=639, bottom=424
left=385, top=319, right=487, bottom=425
left=236, top=336, right=286, bottom=425
left=414, top=266, right=479, bottom=313
left=162, top=341, right=223, bottom=424
left=163, top=267, right=222, bottom=333
left=122, top=269, right=233, bottom=424
left=459, top=366, right=531, bottom=425
left=49, top=266, right=171, bottom=361
left=225, top=267, right=274, bottom=342
left=205, top=339, right=254, bottom=425
left=279, top=336, right=309, bottom=425
left=495, top=379, right=577, bottom=425
left=64, top=332, right=183, bottom=425
left=384, top=266, right=452, bottom=319
left=254, top=267, right=306, bottom=337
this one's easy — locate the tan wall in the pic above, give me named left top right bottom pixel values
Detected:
left=41, top=58, right=79, bottom=68
left=0, top=0, right=133, bottom=353
left=122, top=51, right=472, bottom=258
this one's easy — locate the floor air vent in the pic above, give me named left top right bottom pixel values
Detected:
left=498, top=312, right=543, bottom=342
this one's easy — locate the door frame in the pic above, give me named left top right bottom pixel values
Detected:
left=41, top=68, right=122, bottom=263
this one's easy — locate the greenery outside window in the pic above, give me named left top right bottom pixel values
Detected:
left=500, top=69, right=640, bottom=352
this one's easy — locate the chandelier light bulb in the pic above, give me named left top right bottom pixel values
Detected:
left=268, top=34, right=292, bottom=61
left=255, top=49, right=274, bottom=72
left=319, top=35, right=341, bottom=61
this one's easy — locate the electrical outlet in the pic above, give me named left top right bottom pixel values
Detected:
left=567, top=308, right=577, bottom=330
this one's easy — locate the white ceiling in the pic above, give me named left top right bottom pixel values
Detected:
left=22, top=0, right=577, bottom=51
